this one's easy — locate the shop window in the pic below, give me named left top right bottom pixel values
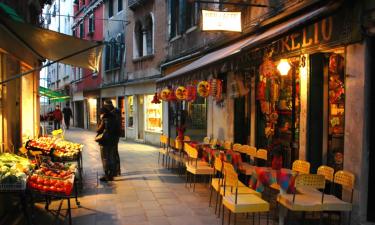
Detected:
left=88, top=98, right=97, bottom=125
left=256, top=57, right=300, bottom=167
left=145, top=95, right=162, bottom=132
left=327, top=53, right=345, bottom=171
left=127, top=96, right=134, bottom=128
left=108, top=0, right=114, bottom=17
left=134, top=20, right=143, bottom=58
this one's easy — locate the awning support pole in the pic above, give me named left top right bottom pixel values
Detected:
left=0, top=42, right=104, bottom=85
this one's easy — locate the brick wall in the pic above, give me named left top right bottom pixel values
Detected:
left=125, top=0, right=167, bottom=80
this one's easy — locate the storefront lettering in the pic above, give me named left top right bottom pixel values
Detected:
left=278, top=17, right=333, bottom=54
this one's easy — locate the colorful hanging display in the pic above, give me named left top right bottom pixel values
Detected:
left=175, top=86, right=187, bottom=100
left=215, top=79, right=223, bottom=102
left=197, top=81, right=210, bottom=97
left=160, top=88, right=171, bottom=101
left=259, top=58, right=277, bottom=78
left=167, top=88, right=177, bottom=101
left=186, top=85, right=197, bottom=102
left=151, top=92, right=161, bottom=104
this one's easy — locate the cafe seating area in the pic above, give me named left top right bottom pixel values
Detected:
left=158, top=134, right=355, bottom=225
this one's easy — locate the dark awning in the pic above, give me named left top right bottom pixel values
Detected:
left=157, top=2, right=340, bottom=84
left=0, top=14, right=103, bottom=71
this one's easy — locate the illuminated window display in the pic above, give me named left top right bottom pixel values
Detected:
left=88, top=98, right=97, bottom=125
left=145, top=95, right=162, bottom=132
left=127, top=96, right=134, bottom=128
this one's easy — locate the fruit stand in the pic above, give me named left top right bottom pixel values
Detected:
left=0, top=152, right=80, bottom=225
left=26, top=137, right=84, bottom=187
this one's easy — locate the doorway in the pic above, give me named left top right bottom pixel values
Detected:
left=137, top=95, right=144, bottom=140
left=234, top=96, right=247, bottom=144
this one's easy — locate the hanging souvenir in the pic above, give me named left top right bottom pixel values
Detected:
left=210, top=79, right=217, bottom=97
left=197, top=81, right=210, bottom=97
left=257, top=78, right=266, bottom=100
left=151, top=92, right=161, bottom=104
left=160, top=88, right=171, bottom=101
left=236, top=77, right=249, bottom=96
left=167, top=88, right=177, bottom=101
left=259, top=58, right=276, bottom=78
left=215, top=79, right=223, bottom=102
left=270, top=79, right=279, bottom=102
left=186, top=85, right=197, bottom=102
left=175, top=86, right=187, bottom=100
left=260, top=101, right=271, bottom=114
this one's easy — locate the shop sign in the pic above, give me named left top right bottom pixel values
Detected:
left=202, top=10, right=242, bottom=32
left=240, top=9, right=361, bottom=63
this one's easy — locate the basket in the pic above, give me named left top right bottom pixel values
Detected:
left=0, top=180, right=27, bottom=191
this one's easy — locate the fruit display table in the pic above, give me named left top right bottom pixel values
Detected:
left=26, top=137, right=84, bottom=187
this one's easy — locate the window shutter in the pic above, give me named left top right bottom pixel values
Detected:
left=168, top=0, right=174, bottom=38
left=178, top=0, right=186, bottom=34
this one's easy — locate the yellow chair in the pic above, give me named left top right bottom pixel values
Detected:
left=166, top=137, right=176, bottom=169
left=209, top=157, right=225, bottom=211
left=203, top=136, right=210, bottom=144
left=298, top=165, right=334, bottom=195
left=169, top=139, right=185, bottom=173
left=221, top=165, right=270, bottom=225
left=232, top=143, right=242, bottom=152
left=255, top=149, right=268, bottom=167
left=292, top=160, right=310, bottom=174
left=184, top=143, right=214, bottom=191
left=184, top=136, right=191, bottom=141
left=238, top=145, right=257, bottom=176
left=277, top=174, right=325, bottom=212
left=271, top=159, right=310, bottom=192
left=223, top=140, right=232, bottom=150
left=321, top=171, right=355, bottom=224
left=158, top=135, right=169, bottom=166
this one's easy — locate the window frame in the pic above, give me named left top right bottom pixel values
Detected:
left=108, top=0, right=114, bottom=18
left=79, top=22, right=84, bottom=38
left=118, top=0, right=123, bottom=13
left=88, top=13, right=95, bottom=33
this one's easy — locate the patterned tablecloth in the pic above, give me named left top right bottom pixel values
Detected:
left=249, top=167, right=296, bottom=194
left=201, top=148, right=242, bottom=168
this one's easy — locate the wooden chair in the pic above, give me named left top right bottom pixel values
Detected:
left=184, top=136, right=191, bottom=141
left=255, top=149, right=268, bottom=167
left=158, top=135, right=169, bottom=166
left=184, top=143, right=214, bottom=191
left=167, top=137, right=176, bottom=169
left=277, top=174, right=325, bottom=223
left=221, top=164, right=270, bottom=225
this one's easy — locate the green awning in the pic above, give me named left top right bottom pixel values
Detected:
left=0, top=3, right=24, bottom=22
left=39, top=86, right=70, bottom=102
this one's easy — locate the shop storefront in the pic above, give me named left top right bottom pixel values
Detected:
left=158, top=2, right=371, bottom=223
left=124, top=81, right=162, bottom=145
left=83, top=90, right=100, bottom=131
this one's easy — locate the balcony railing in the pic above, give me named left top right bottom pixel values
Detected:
left=128, top=0, right=147, bottom=10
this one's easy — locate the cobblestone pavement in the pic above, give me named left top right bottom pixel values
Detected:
left=11, top=128, right=277, bottom=225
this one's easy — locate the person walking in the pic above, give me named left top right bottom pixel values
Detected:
left=96, top=100, right=121, bottom=182
left=62, top=103, right=73, bottom=129
left=52, top=105, right=63, bottom=130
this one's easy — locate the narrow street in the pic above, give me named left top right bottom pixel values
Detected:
left=25, top=128, right=269, bottom=225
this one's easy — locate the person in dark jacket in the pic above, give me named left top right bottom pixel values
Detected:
left=97, top=100, right=121, bottom=182
left=62, top=103, right=73, bottom=129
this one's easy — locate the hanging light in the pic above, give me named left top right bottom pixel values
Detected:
left=277, top=59, right=291, bottom=76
